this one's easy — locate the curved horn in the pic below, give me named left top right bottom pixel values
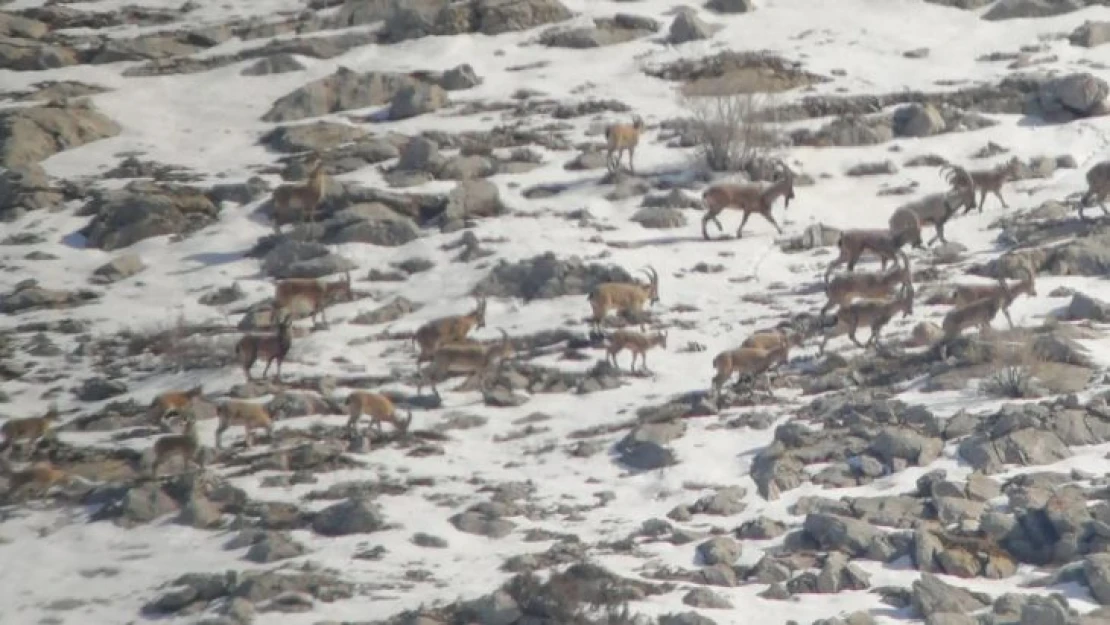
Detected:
left=645, top=265, right=659, bottom=284
left=499, top=328, right=509, bottom=340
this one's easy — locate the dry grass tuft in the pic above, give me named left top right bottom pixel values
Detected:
left=679, top=76, right=782, bottom=174
left=981, top=338, right=1046, bottom=399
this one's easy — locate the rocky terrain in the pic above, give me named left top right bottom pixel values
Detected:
left=5, top=0, right=1110, bottom=624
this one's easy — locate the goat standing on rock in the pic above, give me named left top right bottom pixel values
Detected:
left=587, top=267, right=660, bottom=334
left=701, top=159, right=796, bottom=240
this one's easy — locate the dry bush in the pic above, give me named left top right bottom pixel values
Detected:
left=123, top=313, right=238, bottom=372
left=981, top=339, right=1045, bottom=399
left=679, top=78, right=782, bottom=174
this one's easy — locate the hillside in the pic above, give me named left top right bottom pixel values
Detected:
left=3, top=1, right=1110, bottom=624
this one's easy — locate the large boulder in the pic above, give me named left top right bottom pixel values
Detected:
left=0, top=100, right=121, bottom=168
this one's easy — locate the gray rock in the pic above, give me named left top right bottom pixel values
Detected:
left=0, top=101, right=121, bottom=169
left=1034, top=72, right=1109, bottom=122
left=443, top=179, right=505, bottom=223
left=261, top=121, right=367, bottom=153
left=261, top=67, right=418, bottom=123
left=411, top=532, right=449, bottom=548
left=81, top=184, right=219, bottom=251
left=817, top=552, right=871, bottom=593
left=90, top=253, right=146, bottom=284
left=177, top=495, right=222, bottom=529
left=118, top=484, right=179, bottom=526
left=697, top=536, right=741, bottom=566
left=682, top=587, right=733, bottom=609
left=76, top=377, right=128, bottom=401
left=668, top=8, right=714, bottom=44
left=241, top=53, right=306, bottom=76
left=389, top=83, right=449, bottom=120
left=1085, top=554, right=1110, bottom=605
left=706, top=0, right=754, bottom=14
left=631, top=207, right=687, bottom=229
left=0, top=163, right=64, bottom=219
left=0, top=37, right=79, bottom=71
left=242, top=531, right=306, bottom=563
left=460, top=590, right=522, bottom=625
left=311, top=498, right=387, bottom=536
left=659, top=613, right=719, bottom=625
left=450, top=510, right=517, bottom=538
left=1065, top=292, right=1110, bottom=322
left=924, top=615, right=977, bottom=625
left=983, top=0, right=1085, bottom=21
left=260, top=238, right=357, bottom=279
left=352, top=296, right=419, bottom=325
left=911, top=573, right=990, bottom=618
left=325, top=204, right=420, bottom=247
left=803, top=513, right=884, bottom=557
left=894, top=103, right=946, bottom=137
left=473, top=252, right=633, bottom=301
left=1070, top=21, right=1110, bottom=47
left=438, top=64, right=482, bottom=90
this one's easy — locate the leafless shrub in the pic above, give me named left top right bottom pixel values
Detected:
left=680, top=80, right=781, bottom=174
left=981, top=339, right=1044, bottom=399
left=123, top=313, right=238, bottom=372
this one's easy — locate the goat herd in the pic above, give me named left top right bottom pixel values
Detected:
left=5, top=123, right=1110, bottom=493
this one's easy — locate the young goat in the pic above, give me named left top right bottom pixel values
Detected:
left=2, top=461, right=70, bottom=497
left=701, top=159, right=796, bottom=240
left=417, top=329, right=514, bottom=398
left=214, top=400, right=275, bottom=449
left=710, top=344, right=789, bottom=396
left=887, top=165, right=975, bottom=246
left=818, top=282, right=914, bottom=353
left=605, top=115, right=644, bottom=174
left=948, top=264, right=1035, bottom=330
left=0, top=406, right=59, bottom=457
left=821, top=263, right=912, bottom=319
left=963, top=158, right=1021, bottom=213
left=271, top=156, right=328, bottom=231
left=935, top=276, right=1013, bottom=359
left=146, top=385, right=204, bottom=428
left=345, top=391, right=412, bottom=435
left=823, top=226, right=917, bottom=284
left=412, top=297, right=487, bottom=364
left=236, top=313, right=294, bottom=381
left=605, top=329, right=667, bottom=374
left=587, top=267, right=659, bottom=332
left=1079, top=160, right=1110, bottom=221
left=273, top=272, right=353, bottom=326
left=150, top=413, right=202, bottom=477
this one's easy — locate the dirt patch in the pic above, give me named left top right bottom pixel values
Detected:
left=644, top=51, right=829, bottom=95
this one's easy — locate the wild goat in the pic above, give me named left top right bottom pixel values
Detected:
left=345, top=391, right=412, bottom=435
left=818, top=282, right=914, bottom=353
left=949, top=263, right=1036, bottom=329
left=274, top=272, right=353, bottom=326
left=710, top=344, right=789, bottom=396
left=236, top=313, right=294, bottom=381
left=605, top=329, right=667, bottom=374
left=214, top=400, right=275, bottom=449
left=587, top=267, right=659, bottom=332
left=271, top=156, right=328, bottom=231
left=701, top=159, right=796, bottom=240
left=821, top=263, right=913, bottom=318
left=605, top=115, right=644, bottom=174
left=1079, top=160, right=1110, bottom=220
left=964, top=158, right=1021, bottom=213
left=147, top=385, right=204, bottom=428
left=887, top=165, right=975, bottom=247
left=741, top=325, right=805, bottom=354
left=823, top=227, right=917, bottom=284
left=0, top=406, right=58, bottom=457
left=936, top=276, right=1013, bottom=359
left=413, top=297, right=487, bottom=363
left=417, top=329, right=514, bottom=398
left=2, top=461, right=70, bottom=496
left=150, top=413, right=202, bottom=477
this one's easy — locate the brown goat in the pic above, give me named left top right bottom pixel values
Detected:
left=710, top=344, right=788, bottom=396
left=963, top=158, right=1021, bottom=213
left=949, top=264, right=1036, bottom=329
left=412, top=297, right=487, bottom=364
left=2, top=461, right=70, bottom=497
left=0, top=406, right=59, bottom=457
left=236, top=313, right=294, bottom=381
left=888, top=165, right=975, bottom=247
left=274, top=272, right=353, bottom=326
left=605, top=329, right=668, bottom=374
left=821, top=262, right=912, bottom=318
left=345, top=391, right=412, bottom=435
left=936, top=275, right=1013, bottom=359
left=605, top=115, right=645, bottom=174
left=701, top=159, right=796, bottom=240
left=823, top=227, right=916, bottom=284
left=147, top=385, right=204, bottom=428
left=417, top=329, right=515, bottom=398
left=819, top=282, right=915, bottom=353
left=1080, top=160, right=1110, bottom=221
left=150, top=413, right=202, bottom=477
left=215, top=400, right=275, bottom=449
left=587, top=267, right=659, bottom=332
left=271, top=156, right=328, bottom=231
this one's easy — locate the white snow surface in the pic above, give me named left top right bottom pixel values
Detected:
left=2, top=0, right=1110, bottom=624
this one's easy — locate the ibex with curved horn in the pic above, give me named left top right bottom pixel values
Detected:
left=587, top=266, right=660, bottom=332
left=701, top=158, right=796, bottom=240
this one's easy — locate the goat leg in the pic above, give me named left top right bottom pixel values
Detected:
left=762, top=212, right=783, bottom=235
left=736, top=211, right=752, bottom=238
